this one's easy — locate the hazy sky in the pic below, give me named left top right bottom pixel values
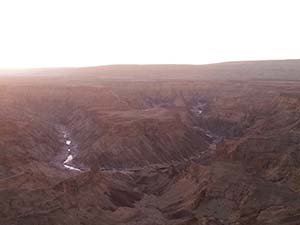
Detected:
left=0, top=0, right=299, bottom=68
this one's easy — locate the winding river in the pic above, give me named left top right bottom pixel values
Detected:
left=62, top=132, right=82, bottom=172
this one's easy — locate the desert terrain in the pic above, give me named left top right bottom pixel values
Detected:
left=1, top=60, right=300, bottom=225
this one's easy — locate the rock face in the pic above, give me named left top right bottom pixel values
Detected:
left=1, top=62, right=300, bottom=225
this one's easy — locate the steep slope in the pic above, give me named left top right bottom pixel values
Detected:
left=1, top=63, right=300, bottom=224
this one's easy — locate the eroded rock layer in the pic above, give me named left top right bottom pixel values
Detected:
left=1, top=63, right=300, bottom=225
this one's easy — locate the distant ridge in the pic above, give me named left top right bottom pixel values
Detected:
left=1, top=59, right=300, bottom=81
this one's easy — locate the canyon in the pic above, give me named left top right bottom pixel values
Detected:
left=0, top=60, right=300, bottom=225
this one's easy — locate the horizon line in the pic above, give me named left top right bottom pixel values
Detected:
left=0, top=58, right=300, bottom=71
